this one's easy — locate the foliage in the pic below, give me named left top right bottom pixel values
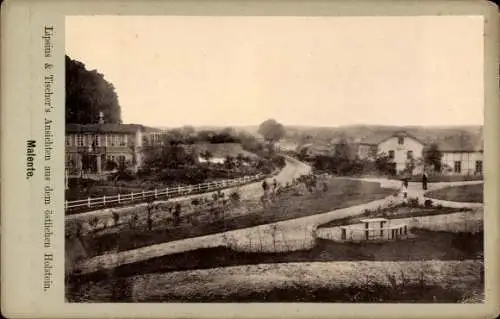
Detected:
left=143, top=141, right=196, bottom=169
left=229, top=191, right=241, bottom=204
left=258, top=119, right=286, bottom=144
left=423, top=143, right=443, bottom=172
left=65, top=55, right=122, bottom=124
left=374, top=153, right=396, bottom=176
left=424, top=199, right=434, bottom=208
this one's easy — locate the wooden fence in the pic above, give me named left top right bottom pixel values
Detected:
left=65, top=173, right=268, bottom=211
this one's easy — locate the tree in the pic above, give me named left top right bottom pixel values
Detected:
left=424, top=143, right=443, bottom=172
left=258, top=119, right=286, bottom=145
left=143, top=137, right=196, bottom=169
left=66, top=55, right=122, bottom=124
left=334, top=138, right=352, bottom=160
left=200, top=150, right=213, bottom=163
left=224, top=155, right=235, bottom=169
left=333, top=138, right=353, bottom=175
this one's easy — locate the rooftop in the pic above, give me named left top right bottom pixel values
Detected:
left=357, top=129, right=483, bottom=152
left=66, top=123, right=161, bottom=134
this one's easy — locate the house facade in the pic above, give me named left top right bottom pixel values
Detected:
left=376, top=132, right=425, bottom=174
left=65, top=123, right=145, bottom=176
left=65, top=117, right=166, bottom=177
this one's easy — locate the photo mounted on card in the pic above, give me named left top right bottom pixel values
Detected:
left=1, top=0, right=499, bottom=318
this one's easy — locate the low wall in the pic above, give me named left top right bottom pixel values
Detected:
left=317, top=209, right=483, bottom=242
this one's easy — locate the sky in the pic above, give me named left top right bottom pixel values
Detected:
left=66, top=15, right=484, bottom=128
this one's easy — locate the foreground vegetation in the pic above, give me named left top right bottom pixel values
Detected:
left=67, top=256, right=484, bottom=303
left=66, top=177, right=393, bottom=258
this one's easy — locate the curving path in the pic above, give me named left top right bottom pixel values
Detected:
left=72, top=176, right=483, bottom=275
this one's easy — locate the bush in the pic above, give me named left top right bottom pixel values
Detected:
left=424, top=199, right=434, bottom=208
left=229, top=191, right=241, bottom=204
left=408, top=197, right=419, bottom=208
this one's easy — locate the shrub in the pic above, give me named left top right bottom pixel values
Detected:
left=424, top=199, right=434, bottom=208
left=88, top=216, right=99, bottom=230
left=408, top=197, right=419, bottom=208
left=112, top=211, right=120, bottom=225
left=229, top=191, right=241, bottom=204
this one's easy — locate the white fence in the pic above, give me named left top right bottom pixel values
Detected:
left=65, top=173, right=268, bottom=211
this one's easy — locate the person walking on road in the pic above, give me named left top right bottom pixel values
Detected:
left=422, top=173, right=428, bottom=190
left=262, top=180, right=269, bottom=194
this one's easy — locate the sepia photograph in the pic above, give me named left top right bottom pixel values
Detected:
left=62, top=15, right=486, bottom=304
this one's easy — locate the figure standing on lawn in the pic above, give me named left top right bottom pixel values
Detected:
left=262, top=180, right=269, bottom=194
left=401, top=177, right=409, bottom=199
left=422, top=173, right=428, bottom=190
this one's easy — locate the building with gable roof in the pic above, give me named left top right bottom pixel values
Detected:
left=348, top=130, right=483, bottom=176
left=65, top=113, right=167, bottom=177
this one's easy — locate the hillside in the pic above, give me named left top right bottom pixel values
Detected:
left=285, top=124, right=483, bottom=146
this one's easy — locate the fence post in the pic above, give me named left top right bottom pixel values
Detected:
left=178, top=185, right=181, bottom=195
left=87, top=197, right=91, bottom=208
left=154, top=189, right=157, bottom=199
left=131, top=192, right=134, bottom=201
left=65, top=200, right=68, bottom=210
left=118, top=193, right=120, bottom=204
left=142, top=190, right=145, bottom=199
left=103, top=195, right=106, bottom=206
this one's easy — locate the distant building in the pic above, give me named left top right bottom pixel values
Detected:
left=352, top=130, right=483, bottom=176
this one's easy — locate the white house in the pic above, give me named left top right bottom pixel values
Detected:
left=376, top=131, right=425, bottom=174
left=435, top=134, right=483, bottom=175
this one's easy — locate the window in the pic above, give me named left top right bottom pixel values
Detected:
left=120, top=135, right=127, bottom=146
left=76, top=135, right=84, bottom=146
left=454, top=161, right=462, bottom=173
left=475, top=160, right=483, bottom=174
left=398, top=136, right=404, bottom=145
left=111, top=135, right=117, bottom=146
left=95, top=135, right=101, bottom=147
left=65, top=136, right=70, bottom=146
left=407, top=150, right=413, bottom=159
left=388, top=150, right=395, bottom=159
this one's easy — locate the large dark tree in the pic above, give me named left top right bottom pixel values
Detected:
left=66, top=55, right=122, bottom=124
left=424, top=143, right=443, bottom=172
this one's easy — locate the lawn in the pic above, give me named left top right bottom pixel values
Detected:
left=425, top=183, right=483, bottom=203
left=69, top=230, right=483, bottom=284
left=69, top=178, right=394, bottom=258
left=406, top=175, right=483, bottom=183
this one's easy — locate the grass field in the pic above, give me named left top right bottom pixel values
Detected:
left=406, top=175, right=483, bottom=183
left=69, top=230, right=482, bottom=284
left=425, top=183, right=483, bottom=203
left=71, top=179, right=394, bottom=258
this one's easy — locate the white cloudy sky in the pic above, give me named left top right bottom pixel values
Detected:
left=66, top=15, right=484, bottom=127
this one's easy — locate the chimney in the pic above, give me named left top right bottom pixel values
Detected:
left=98, top=112, right=104, bottom=124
